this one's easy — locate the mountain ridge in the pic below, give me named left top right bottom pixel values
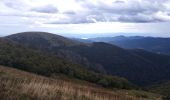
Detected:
left=5, top=32, right=170, bottom=86
left=0, top=37, right=134, bottom=89
left=87, top=36, right=170, bottom=55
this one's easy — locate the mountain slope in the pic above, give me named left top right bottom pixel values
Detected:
left=0, top=38, right=134, bottom=89
left=65, top=42, right=170, bottom=86
left=89, top=36, right=170, bottom=55
left=6, top=32, right=170, bottom=86
left=6, top=32, right=102, bottom=73
left=0, top=65, right=162, bottom=100
left=148, top=80, right=170, bottom=100
left=6, top=32, right=82, bottom=49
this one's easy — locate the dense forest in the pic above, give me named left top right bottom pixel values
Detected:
left=0, top=38, right=134, bottom=89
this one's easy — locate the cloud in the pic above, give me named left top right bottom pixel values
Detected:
left=31, top=5, right=58, bottom=13
left=77, top=0, right=166, bottom=22
left=114, top=0, right=125, bottom=4
left=63, top=11, right=76, bottom=15
left=0, top=0, right=170, bottom=25
left=1, top=0, right=30, bottom=11
left=47, top=14, right=97, bottom=24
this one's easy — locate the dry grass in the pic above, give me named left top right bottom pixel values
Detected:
left=0, top=66, right=162, bottom=100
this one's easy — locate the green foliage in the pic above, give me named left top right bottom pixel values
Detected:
left=163, top=95, right=170, bottom=100
left=98, top=79, right=109, bottom=87
left=148, top=81, right=170, bottom=100
left=0, top=39, right=134, bottom=89
left=64, top=42, right=170, bottom=86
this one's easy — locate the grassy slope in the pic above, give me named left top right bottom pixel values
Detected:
left=148, top=81, right=170, bottom=100
left=0, top=65, right=162, bottom=100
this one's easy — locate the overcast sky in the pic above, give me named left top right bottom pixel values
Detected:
left=1, top=0, right=170, bottom=37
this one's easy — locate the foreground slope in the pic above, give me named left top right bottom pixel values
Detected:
left=148, top=80, right=170, bottom=100
left=0, top=65, right=162, bottom=100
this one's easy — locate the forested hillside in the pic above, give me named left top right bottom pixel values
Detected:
left=6, top=32, right=170, bottom=86
left=0, top=38, right=134, bottom=89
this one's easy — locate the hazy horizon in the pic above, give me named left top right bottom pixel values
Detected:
left=1, top=31, right=170, bottom=39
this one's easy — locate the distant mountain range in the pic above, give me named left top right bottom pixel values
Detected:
left=87, top=36, right=170, bottom=55
left=3, top=32, right=170, bottom=87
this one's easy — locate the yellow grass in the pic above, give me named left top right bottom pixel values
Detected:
left=0, top=66, right=162, bottom=100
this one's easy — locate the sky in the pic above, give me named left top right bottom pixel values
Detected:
left=1, top=0, right=170, bottom=37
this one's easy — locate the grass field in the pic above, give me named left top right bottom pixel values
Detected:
left=0, top=65, right=162, bottom=100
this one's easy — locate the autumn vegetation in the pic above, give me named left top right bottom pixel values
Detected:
left=0, top=66, right=162, bottom=100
